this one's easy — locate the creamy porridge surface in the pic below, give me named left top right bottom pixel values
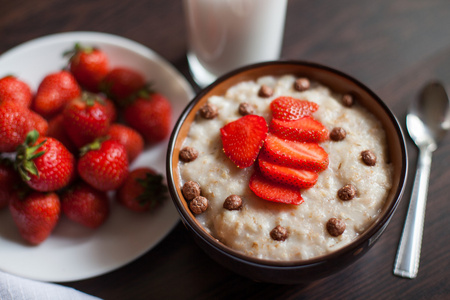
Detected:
left=179, top=75, right=393, bottom=261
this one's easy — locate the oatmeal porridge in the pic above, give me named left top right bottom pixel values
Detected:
left=178, top=74, right=393, bottom=261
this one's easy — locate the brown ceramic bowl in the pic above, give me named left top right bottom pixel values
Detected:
left=166, top=61, right=408, bottom=284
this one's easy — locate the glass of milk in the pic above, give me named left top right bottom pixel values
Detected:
left=183, top=0, right=288, bottom=87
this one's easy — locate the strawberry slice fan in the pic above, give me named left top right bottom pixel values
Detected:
left=221, top=96, right=329, bottom=205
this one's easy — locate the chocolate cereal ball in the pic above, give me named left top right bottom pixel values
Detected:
left=361, top=150, right=377, bottom=166
left=326, top=218, right=346, bottom=236
left=182, top=181, right=201, bottom=201
left=258, top=84, right=273, bottom=98
left=270, top=225, right=289, bottom=241
left=199, top=103, right=218, bottom=119
left=223, top=195, right=243, bottom=210
left=238, top=103, right=254, bottom=116
left=341, top=93, right=354, bottom=107
left=330, top=127, right=346, bottom=141
left=338, top=184, right=357, bottom=201
left=179, top=146, right=199, bottom=162
left=189, top=196, right=208, bottom=214
left=293, top=77, right=310, bottom=91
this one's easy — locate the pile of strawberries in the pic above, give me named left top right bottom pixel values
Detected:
left=220, top=96, right=329, bottom=205
left=0, top=43, right=171, bottom=245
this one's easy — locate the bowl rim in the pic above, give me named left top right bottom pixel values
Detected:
left=167, top=60, right=408, bottom=267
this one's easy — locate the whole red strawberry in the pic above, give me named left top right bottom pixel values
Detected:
left=103, top=96, right=117, bottom=123
left=15, top=130, right=76, bottom=192
left=107, top=124, right=144, bottom=163
left=100, top=67, right=145, bottom=105
left=66, top=43, right=109, bottom=92
left=124, top=92, right=172, bottom=144
left=0, top=157, right=20, bottom=209
left=9, top=191, right=61, bottom=245
left=0, top=75, right=33, bottom=108
left=32, top=70, right=81, bottom=118
left=220, top=114, right=268, bottom=168
left=46, top=114, right=77, bottom=153
left=63, top=93, right=111, bottom=148
left=28, top=110, right=49, bottom=136
left=61, top=181, right=110, bottom=228
left=117, top=167, right=167, bottom=212
left=0, top=101, right=33, bottom=152
left=78, top=139, right=129, bottom=191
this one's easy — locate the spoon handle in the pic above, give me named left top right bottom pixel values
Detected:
left=394, top=147, right=432, bottom=278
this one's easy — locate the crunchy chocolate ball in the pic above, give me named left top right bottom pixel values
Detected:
left=223, top=195, right=243, bottom=211
left=293, top=77, right=310, bottom=91
left=270, top=225, right=289, bottom=241
left=189, top=196, right=208, bottom=214
left=258, top=84, right=274, bottom=98
left=238, top=103, right=254, bottom=116
left=182, top=181, right=201, bottom=201
left=199, top=103, right=218, bottom=119
left=361, top=150, right=377, bottom=166
left=338, top=184, right=357, bottom=201
left=342, top=93, right=354, bottom=107
left=330, top=127, right=347, bottom=141
left=179, top=146, right=199, bottom=162
left=326, top=218, right=346, bottom=236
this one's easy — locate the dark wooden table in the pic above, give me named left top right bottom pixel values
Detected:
left=1, top=0, right=450, bottom=299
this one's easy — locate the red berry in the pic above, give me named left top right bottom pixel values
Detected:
left=0, top=101, right=33, bottom=152
left=61, top=181, right=110, bottom=229
left=107, top=124, right=144, bottom=163
left=0, top=158, right=20, bottom=209
left=117, top=167, right=167, bottom=212
left=28, top=110, right=49, bottom=136
left=261, top=134, right=329, bottom=172
left=63, top=93, right=111, bottom=148
left=103, top=97, right=117, bottom=123
left=9, top=191, right=61, bottom=245
left=15, top=130, right=76, bottom=192
left=66, top=43, right=109, bottom=92
left=270, top=96, right=319, bottom=121
left=78, top=139, right=129, bottom=191
left=258, top=154, right=318, bottom=189
left=100, top=67, right=145, bottom=104
left=46, top=114, right=77, bottom=153
left=270, top=116, right=329, bottom=143
left=249, top=169, right=304, bottom=205
left=0, top=75, right=33, bottom=108
left=33, top=70, right=81, bottom=118
left=220, top=115, right=268, bottom=168
left=123, top=92, right=172, bottom=144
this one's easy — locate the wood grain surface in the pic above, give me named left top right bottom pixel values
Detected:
left=1, top=0, right=449, bottom=299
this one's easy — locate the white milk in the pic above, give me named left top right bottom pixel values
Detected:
left=183, top=0, right=287, bottom=87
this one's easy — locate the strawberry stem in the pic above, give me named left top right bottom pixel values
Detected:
left=14, top=130, right=47, bottom=182
left=79, top=137, right=108, bottom=156
left=135, top=173, right=168, bottom=208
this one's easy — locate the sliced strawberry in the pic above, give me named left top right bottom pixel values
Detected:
left=270, top=96, right=319, bottom=121
left=220, top=115, right=268, bottom=168
left=270, top=116, right=329, bottom=143
left=249, top=170, right=304, bottom=205
left=262, top=134, right=329, bottom=171
left=258, top=154, right=318, bottom=189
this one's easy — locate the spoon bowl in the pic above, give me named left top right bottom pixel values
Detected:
left=407, top=82, right=450, bottom=150
left=394, top=81, right=450, bottom=278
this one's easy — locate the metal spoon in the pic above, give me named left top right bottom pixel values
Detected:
left=393, top=81, right=450, bottom=278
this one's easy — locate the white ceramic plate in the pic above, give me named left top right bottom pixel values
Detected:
left=0, top=32, right=194, bottom=282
